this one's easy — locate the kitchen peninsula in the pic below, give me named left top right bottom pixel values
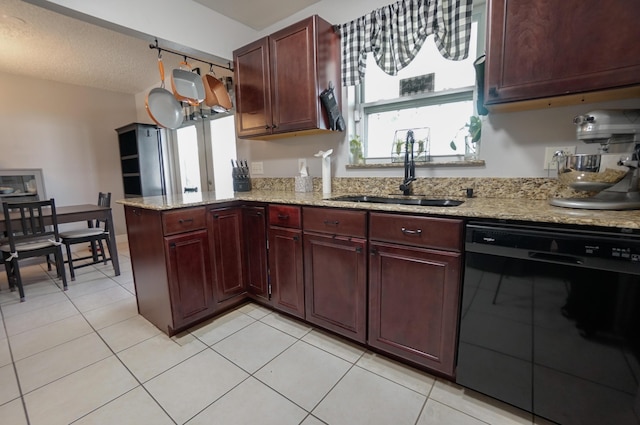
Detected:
left=119, top=176, right=640, bottom=425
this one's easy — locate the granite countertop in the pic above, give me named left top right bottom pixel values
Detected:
left=117, top=189, right=640, bottom=230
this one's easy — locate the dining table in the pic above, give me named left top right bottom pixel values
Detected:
left=0, top=204, right=120, bottom=277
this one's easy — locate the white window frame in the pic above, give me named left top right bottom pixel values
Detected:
left=354, top=2, right=486, bottom=162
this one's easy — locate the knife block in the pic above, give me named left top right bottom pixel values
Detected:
left=233, top=177, right=251, bottom=192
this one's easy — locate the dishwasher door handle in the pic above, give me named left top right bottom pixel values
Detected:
left=528, top=251, right=584, bottom=265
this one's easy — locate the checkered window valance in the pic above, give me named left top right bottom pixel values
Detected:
left=335, top=0, right=473, bottom=86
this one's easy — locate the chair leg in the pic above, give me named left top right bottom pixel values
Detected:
left=65, top=242, right=76, bottom=282
left=46, top=254, right=52, bottom=271
left=103, top=236, right=114, bottom=268
left=97, top=239, right=108, bottom=265
left=11, top=259, right=25, bottom=302
left=90, top=240, right=99, bottom=263
left=55, top=248, right=68, bottom=290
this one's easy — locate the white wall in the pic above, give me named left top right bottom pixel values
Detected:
left=37, top=0, right=640, bottom=181
left=0, top=71, right=137, bottom=235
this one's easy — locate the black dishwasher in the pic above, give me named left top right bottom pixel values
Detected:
left=457, top=221, right=640, bottom=425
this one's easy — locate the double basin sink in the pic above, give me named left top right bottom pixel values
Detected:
left=329, top=195, right=463, bottom=207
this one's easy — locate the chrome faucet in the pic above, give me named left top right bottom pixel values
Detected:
left=399, top=130, right=416, bottom=195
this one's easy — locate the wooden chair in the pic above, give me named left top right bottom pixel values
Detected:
left=59, top=192, right=113, bottom=281
left=1, top=199, right=68, bottom=301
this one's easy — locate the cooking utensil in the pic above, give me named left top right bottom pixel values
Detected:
left=146, top=57, right=183, bottom=129
left=556, top=153, right=627, bottom=190
left=172, top=61, right=205, bottom=106
left=202, top=67, right=232, bottom=112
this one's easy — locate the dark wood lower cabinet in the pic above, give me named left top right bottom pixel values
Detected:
left=243, top=206, right=269, bottom=302
left=126, top=202, right=464, bottom=378
left=304, top=232, right=367, bottom=343
left=125, top=205, right=214, bottom=336
left=165, top=230, right=213, bottom=329
left=268, top=226, right=304, bottom=318
left=368, top=241, right=462, bottom=377
left=207, top=207, right=246, bottom=305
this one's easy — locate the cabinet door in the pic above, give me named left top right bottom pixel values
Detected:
left=369, top=242, right=461, bottom=377
left=268, top=226, right=304, bottom=318
left=485, top=0, right=640, bottom=105
left=208, top=207, right=246, bottom=303
left=234, top=38, right=273, bottom=138
left=243, top=206, right=269, bottom=302
left=304, top=232, right=367, bottom=343
left=165, top=230, right=213, bottom=330
left=269, top=16, right=318, bottom=133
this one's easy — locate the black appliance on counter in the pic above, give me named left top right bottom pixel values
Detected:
left=458, top=221, right=640, bottom=425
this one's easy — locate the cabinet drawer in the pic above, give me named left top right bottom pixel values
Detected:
left=269, top=205, right=301, bottom=228
left=303, top=207, right=366, bottom=238
left=162, top=207, right=206, bottom=236
left=369, top=213, right=463, bottom=252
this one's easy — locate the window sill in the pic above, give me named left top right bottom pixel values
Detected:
left=346, top=159, right=485, bottom=170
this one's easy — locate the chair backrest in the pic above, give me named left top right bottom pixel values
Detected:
left=93, top=192, right=111, bottom=229
left=2, top=199, right=61, bottom=249
left=98, top=192, right=111, bottom=208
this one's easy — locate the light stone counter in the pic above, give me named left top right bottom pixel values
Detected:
left=117, top=182, right=640, bottom=230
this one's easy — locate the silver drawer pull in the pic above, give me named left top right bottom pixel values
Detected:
left=401, top=227, right=422, bottom=236
left=277, top=214, right=290, bottom=220
left=179, top=218, right=194, bottom=224
left=323, top=220, right=340, bottom=226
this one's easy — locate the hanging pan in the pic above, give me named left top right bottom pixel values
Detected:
left=146, top=56, right=183, bottom=129
left=203, top=66, right=232, bottom=112
left=172, top=60, right=205, bottom=106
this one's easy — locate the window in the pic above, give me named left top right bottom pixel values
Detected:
left=357, top=2, right=486, bottom=162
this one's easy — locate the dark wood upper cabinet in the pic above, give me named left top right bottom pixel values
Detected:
left=207, top=207, right=246, bottom=304
left=233, top=38, right=272, bottom=138
left=233, top=15, right=340, bottom=139
left=485, top=0, right=640, bottom=107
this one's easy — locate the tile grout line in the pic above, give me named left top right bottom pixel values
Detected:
left=60, top=265, right=181, bottom=425
left=0, top=273, right=53, bottom=425
left=3, top=258, right=176, bottom=424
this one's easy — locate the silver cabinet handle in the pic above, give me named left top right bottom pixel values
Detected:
left=401, top=227, right=422, bottom=236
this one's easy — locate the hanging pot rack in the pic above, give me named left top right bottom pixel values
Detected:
left=149, top=39, right=233, bottom=72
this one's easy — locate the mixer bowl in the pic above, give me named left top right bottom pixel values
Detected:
left=557, top=154, right=628, bottom=191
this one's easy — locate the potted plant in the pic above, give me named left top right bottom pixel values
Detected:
left=450, top=115, right=482, bottom=159
left=349, top=134, right=365, bottom=165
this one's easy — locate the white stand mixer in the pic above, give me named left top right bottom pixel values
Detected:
left=550, top=109, right=640, bottom=210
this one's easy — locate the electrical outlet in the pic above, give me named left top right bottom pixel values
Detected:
left=250, top=161, right=264, bottom=175
left=543, top=146, right=576, bottom=170
left=298, top=158, right=307, bottom=172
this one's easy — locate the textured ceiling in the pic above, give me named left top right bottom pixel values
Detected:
left=0, top=0, right=292, bottom=95
left=194, top=0, right=320, bottom=30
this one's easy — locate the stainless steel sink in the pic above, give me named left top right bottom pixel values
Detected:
left=329, top=195, right=464, bottom=207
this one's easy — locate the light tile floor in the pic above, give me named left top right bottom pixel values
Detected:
left=0, top=242, right=553, bottom=425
